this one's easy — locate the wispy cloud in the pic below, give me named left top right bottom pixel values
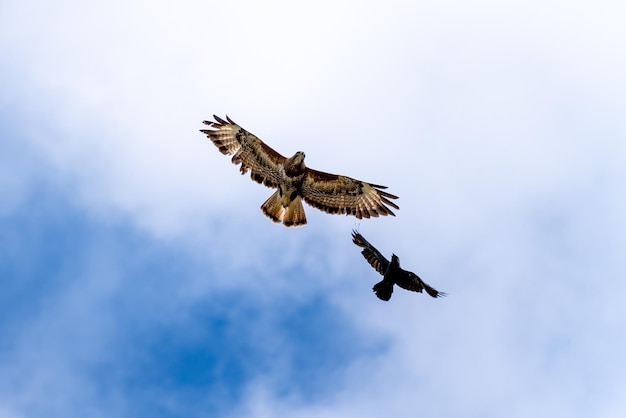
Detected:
left=1, top=0, right=625, bottom=417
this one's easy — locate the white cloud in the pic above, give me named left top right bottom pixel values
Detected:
left=3, top=0, right=624, bottom=240
left=2, top=0, right=626, bottom=417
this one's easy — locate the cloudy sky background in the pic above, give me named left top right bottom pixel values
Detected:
left=1, top=0, right=626, bottom=416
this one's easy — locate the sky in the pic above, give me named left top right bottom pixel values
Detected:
left=1, top=0, right=626, bottom=417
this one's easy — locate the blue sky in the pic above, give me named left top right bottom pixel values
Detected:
left=1, top=0, right=626, bottom=417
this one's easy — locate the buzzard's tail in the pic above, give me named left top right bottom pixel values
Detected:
left=261, top=191, right=307, bottom=227
left=373, top=280, right=394, bottom=301
left=283, top=195, right=306, bottom=227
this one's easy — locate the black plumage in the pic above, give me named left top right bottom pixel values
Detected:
left=352, top=229, right=446, bottom=301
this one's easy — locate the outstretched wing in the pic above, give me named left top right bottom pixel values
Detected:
left=302, top=169, right=399, bottom=219
left=351, top=229, right=389, bottom=275
left=200, top=115, right=286, bottom=188
left=395, top=270, right=446, bottom=298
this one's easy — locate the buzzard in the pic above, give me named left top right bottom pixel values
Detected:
left=200, top=115, right=399, bottom=227
left=352, top=229, right=446, bottom=301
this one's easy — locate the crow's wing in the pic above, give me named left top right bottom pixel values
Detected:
left=351, top=229, right=389, bottom=275
left=395, top=270, right=446, bottom=298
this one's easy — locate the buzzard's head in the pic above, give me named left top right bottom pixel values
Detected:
left=391, top=254, right=400, bottom=266
left=285, top=151, right=307, bottom=176
left=293, top=151, right=305, bottom=164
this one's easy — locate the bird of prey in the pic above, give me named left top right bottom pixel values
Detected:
left=352, top=229, right=446, bottom=301
left=200, top=115, right=399, bottom=227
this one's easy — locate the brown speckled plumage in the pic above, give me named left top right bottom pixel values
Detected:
left=201, top=115, right=399, bottom=227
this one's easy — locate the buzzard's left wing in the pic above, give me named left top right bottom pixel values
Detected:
left=351, top=229, right=389, bottom=275
left=302, top=169, right=399, bottom=219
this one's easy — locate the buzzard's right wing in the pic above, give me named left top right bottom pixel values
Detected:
left=201, top=115, right=286, bottom=188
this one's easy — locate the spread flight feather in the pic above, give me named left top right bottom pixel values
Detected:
left=200, top=115, right=399, bottom=227
left=352, top=229, right=446, bottom=301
